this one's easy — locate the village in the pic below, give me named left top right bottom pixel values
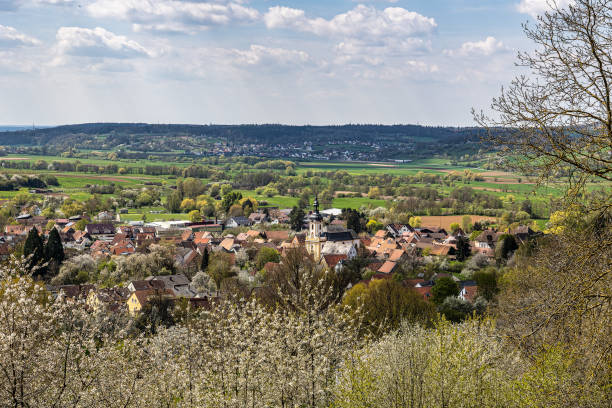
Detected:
left=3, top=195, right=537, bottom=317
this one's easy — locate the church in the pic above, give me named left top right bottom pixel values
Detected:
left=305, top=197, right=360, bottom=261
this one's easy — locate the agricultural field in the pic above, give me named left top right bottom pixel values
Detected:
left=0, top=152, right=594, bottom=227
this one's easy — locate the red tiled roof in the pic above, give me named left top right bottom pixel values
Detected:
left=377, top=261, right=397, bottom=274
left=322, top=254, right=347, bottom=269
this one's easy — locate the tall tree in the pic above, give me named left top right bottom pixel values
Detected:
left=200, top=247, right=209, bottom=272
left=44, top=228, right=64, bottom=276
left=289, top=206, right=305, bottom=231
left=475, top=0, right=612, bottom=211
left=23, top=227, right=44, bottom=274
left=455, top=236, right=471, bottom=262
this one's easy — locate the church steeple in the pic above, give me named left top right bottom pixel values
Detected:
left=306, top=195, right=324, bottom=260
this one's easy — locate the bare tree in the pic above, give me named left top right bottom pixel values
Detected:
left=475, top=0, right=612, bottom=209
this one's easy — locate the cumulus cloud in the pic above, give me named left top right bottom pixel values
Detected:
left=264, top=5, right=436, bottom=39
left=0, top=25, right=40, bottom=47
left=444, top=36, right=509, bottom=57
left=54, top=27, right=152, bottom=60
left=517, top=0, right=573, bottom=17
left=87, top=0, right=259, bottom=33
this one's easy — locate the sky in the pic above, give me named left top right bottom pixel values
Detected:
left=0, top=0, right=561, bottom=126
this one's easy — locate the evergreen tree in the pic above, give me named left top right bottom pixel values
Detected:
left=44, top=228, right=64, bottom=276
left=289, top=206, right=305, bottom=232
left=201, top=247, right=209, bottom=271
left=344, top=209, right=364, bottom=233
left=455, top=236, right=471, bottom=262
left=23, top=227, right=44, bottom=274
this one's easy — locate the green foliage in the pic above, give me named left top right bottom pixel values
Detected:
left=473, top=267, right=498, bottom=301
left=342, top=279, right=435, bottom=335
left=207, top=252, right=236, bottom=291
left=431, top=277, right=460, bottom=304
left=255, top=247, right=280, bottom=271
left=455, top=236, right=471, bottom=262
left=496, top=234, right=518, bottom=262
left=44, top=228, right=64, bottom=275
left=200, top=247, right=209, bottom=272
left=188, top=209, right=202, bottom=223
left=23, top=228, right=44, bottom=274
left=134, top=292, right=175, bottom=335
left=289, top=206, right=305, bottom=232
left=344, top=208, right=365, bottom=233
left=165, top=190, right=182, bottom=213
left=222, top=191, right=243, bottom=213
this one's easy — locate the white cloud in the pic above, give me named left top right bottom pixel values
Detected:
left=229, top=45, right=310, bottom=67
left=444, top=36, right=508, bottom=57
left=87, top=0, right=260, bottom=33
left=54, top=27, right=152, bottom=61
left=0, top=25, right=40, bottom=47
left=517, top=0, right=573, bottom=17
left=264, top=5, right=436, bottom=39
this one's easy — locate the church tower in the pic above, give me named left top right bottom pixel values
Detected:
left=306, top=196, right=323, bottom=260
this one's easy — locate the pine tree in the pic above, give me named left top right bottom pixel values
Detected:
left=44, top=227, right=64, bottom=271
left=23, top=227, right=44, bottom=273
left=201, top=247, right=209, bottom=271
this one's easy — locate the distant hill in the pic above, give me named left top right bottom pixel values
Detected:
left=0, top=123, right=488, bottom=160
left=0, top=122, right=483, bottom=145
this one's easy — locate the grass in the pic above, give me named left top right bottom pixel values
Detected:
left=121, top=212, right=189, bottom=222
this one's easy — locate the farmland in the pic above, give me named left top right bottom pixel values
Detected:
left=0, top=150, right=582, bottom=230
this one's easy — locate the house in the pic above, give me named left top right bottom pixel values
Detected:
left=459, top=281, right=479, bottom=302
left=97, top=211, right=116, bottom=222
left=89, top=240, right=111, bottom=258
left=264, top=230, right=290, bottom=242
left=509, top=225, right=535, bottom=243
left=127, top=279, right=165, bottom=292
left=55, top=284, right=95, bottom=302
left=248, top=212, right=268, bottom=224
left=377, top=261, right=398, bottom=275
left=322, top=254, right=348, bottom=270
left=225, top=217, right=252, bottom=229
left=430, top=244, right=456, bottom=258
left=291, top=233, right=306, bottom=246
left=475, top=230, right=500, bottom=249
left=85, top=224, right=116, bottom=241
left=175, top=248, right=199, bottom=273
left=86, top=287, right=130, bottom=313
left=374, top=229, right=388, bottom=239
left=386, top=224, right=414, bottom=238
left=5, top=225, right=27, bottom=235
left=388, top=249, right=408, bottom=263
left=110, top=241, right=135, bottom=256
left=127, top=289, right=174, bottom=315
left=146, top=274, right=196, bottom=298
left=220, top=238, right=238, bottom=252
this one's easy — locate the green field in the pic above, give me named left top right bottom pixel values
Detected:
left=0, top=153, right=594, bottom=225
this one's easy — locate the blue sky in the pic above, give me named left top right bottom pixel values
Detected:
left=0, top=0, right=561, bottom=126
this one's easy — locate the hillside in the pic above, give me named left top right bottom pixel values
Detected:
left=0, top=123, right=488, bottom=161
